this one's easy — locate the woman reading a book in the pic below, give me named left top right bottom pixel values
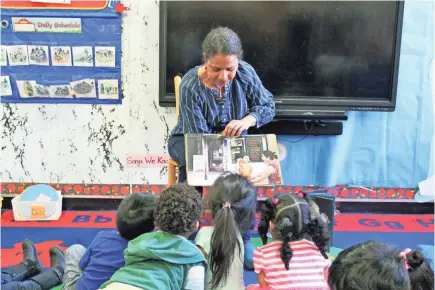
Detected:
left=168, top=26, right=276, bottom=184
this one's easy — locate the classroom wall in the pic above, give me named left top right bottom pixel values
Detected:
left=0, top=0, right=433, bottom=196
left=1, top=0, right=172, bottom=185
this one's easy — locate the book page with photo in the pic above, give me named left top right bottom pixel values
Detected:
left=185, top=133, right=283, bottom=186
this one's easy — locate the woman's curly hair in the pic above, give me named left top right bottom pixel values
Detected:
left=154, top=184, right=202, bottom=235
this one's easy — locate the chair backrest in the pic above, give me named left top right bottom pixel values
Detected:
left=174, top=75, right=182, bottom=119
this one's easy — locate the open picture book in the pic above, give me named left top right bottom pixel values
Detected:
left=185, top=133, right=284, bottom=187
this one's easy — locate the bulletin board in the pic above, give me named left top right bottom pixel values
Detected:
left=0, top=0, right=122, bottom=104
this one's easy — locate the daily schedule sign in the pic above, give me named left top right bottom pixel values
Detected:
left=0, top=0, right=123, bottom=104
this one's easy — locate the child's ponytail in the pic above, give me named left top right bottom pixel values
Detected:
left=406, top=250, right=425, bottom=269
left=258, top=198, right=275, bottom=245
left=206, top=173, right=256, bottom=289
left=307, top=217, right=329, bottom=259
left=300, top=192, right=330, bottom=259
left=210, top=201, right=242, bottom=289
left=405, top=250, right=435, bottom=290
left=277, top=216, right=294, bottom=270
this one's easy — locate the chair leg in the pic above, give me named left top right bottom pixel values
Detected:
left=168, top=163, right=176, bottom=185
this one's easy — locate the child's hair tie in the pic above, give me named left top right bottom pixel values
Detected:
left=222, top=202, right=231, bottom=209
left=399, top=248, right=412, bottom=269
left=297, top=192, right=305, bottom=198
left=273, top=198, right=279, bottom=205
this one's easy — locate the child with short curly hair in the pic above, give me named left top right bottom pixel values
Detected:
left=100, top=184, right=206, bottom=290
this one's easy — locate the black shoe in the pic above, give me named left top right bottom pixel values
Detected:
left=3, top=240, right=42, bottom=281
left=29, top=247, right=65, bottom=290
left=22, top=239, right=43, bottom=271
left=49, top=246, right=65, bottom=280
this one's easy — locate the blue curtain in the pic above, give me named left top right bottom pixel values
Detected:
left=278, top=1, right=434, bottom=188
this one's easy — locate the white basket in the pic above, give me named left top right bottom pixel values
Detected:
left=11, top=191, right=62, bottom=221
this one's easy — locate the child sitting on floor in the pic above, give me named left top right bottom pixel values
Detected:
left=195, top=173, right=257, bottom=290
left=328, top=241, right=412, bottom=290
left=62, top=193, right=157, bottom=290
left=248, top=192, right=331, bottom=290
left=100, top=183, right=207, bottom=290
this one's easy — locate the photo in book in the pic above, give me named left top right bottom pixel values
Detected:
left=185, top=133, right=283, bottom=187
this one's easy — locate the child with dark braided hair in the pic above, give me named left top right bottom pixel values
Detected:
left=247, top=192, right=331, bottom=290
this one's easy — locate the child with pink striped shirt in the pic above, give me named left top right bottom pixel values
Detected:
left=247, top=192, right=331, bottom=290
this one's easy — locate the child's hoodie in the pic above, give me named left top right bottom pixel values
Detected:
left=100, top=231, right=206, bottom=290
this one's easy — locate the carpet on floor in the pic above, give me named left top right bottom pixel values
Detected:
left=1, top=210, right=433, bottom=288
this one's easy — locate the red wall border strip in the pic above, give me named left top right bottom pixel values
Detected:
left=0, top=182, right=417, bottom=200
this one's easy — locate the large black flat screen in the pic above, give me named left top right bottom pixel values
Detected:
left=160, top=1, right=402, bottom=113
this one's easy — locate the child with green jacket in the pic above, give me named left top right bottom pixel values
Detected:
left=100, top=184, right=206, bottom=290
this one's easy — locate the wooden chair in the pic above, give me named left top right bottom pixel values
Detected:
left=168, top=75, right=182, bottom=185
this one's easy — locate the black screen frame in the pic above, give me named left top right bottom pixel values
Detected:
left=159, top=1, right=404, bottom=116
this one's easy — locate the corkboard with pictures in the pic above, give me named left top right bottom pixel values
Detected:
left=0, top=1, right=122, bottom=104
